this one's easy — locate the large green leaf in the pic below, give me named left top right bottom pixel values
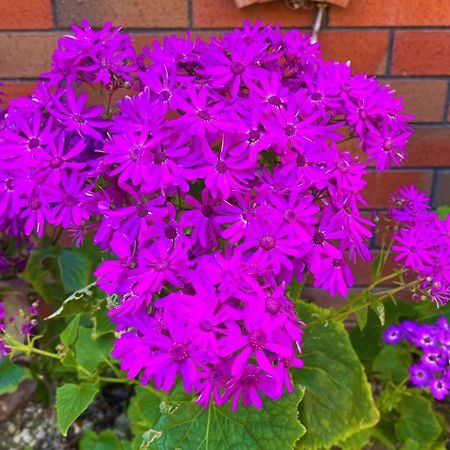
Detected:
left=128, top=385, right=306, bottom=450
left=395, top=394, right=442, bottom=449
left=20, top=246, right=92, bottom=304
left=59, top=249, right=91, bottom=293
left=56, top=383, right=99, bottom=436
left=80, top=430, right=123, bottom=450
left=75, top=326, right=114, bottom=375
left=294, top=301, right=379, bottom=449
left=372, top=346, right=411, bottom=382
left=0, top=358, right=31, bottom=395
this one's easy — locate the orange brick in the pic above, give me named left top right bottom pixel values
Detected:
left=406, top=128, right=450, bottom=167
left=0, top=33, right=59, bottom=78
left=392, top=31, right=450, bottom=76
left=1, top=81, right=36, bottom=103
left=319, top=31, right=389, bottom=75
left=193, top=0, right=314, bottom=28
left=329, top=0, right=450, bottom=27
left=363, top=171, right=433, bottom=208
left=56, top=0, right=188, bottom=28
left=0, top=0, right=53, bottom=30
left=383, top=79, right=448, bottom=123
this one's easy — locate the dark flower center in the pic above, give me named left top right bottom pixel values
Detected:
left=337, top=158, right=350, bottom=172
left=28, top=137, right=41, bottom=150
left=215, top=160, right=227, bottom=174
left=153, top=148, right=167, bottom=165
left=159, top=89, right=172, bottom=102
left=408, top=245, right=417, bottom=253
left=296, top=154, right=307, bottom=167
left=201, top=205, right=214, bottom=218
left=266, top=296, right=281, bottom=314
left=28, top=194, right=41, bottom=211
left=231, top=61, right=245, bottom=75
left=164, top=224, right=178, bottom=240
left=358, top=108, right=368, bottom=120
left=332, top=259, right=342, bottom=268
left=284, top=209, right=297, bottom=222
left=241, top=372, right=258, bottom=386
left=128, top=145, right=142, bottom=162
left=152, top=258, right=169, bottom=272
left=312, top=231, right=325, bottom=246
left=284, top=123, right=296, bottom=137
left=268, top=95, right=282, bottom=107
left=5, top=178, right=14, bottom=191
left=248, top=129, right=261, bottom=143
left=72, top=114, right=86, bottom=125
left=50, top=156, right=63, bottom=169
left=259, top=234, right=276, bottom=251
left=311, top=92, right=323, bottom=102
left=249, top=330, right=267, bottom=350
left=169, top=342, right=189, bottom=363
left=200, top=319, right=213, bottom=332
left=383, top=138, right=394, bottom=152
left=197, top=109, right=212, bottom=121
left=136, top=203, right=148, bottom=217
left=64, top=194, right=77, bottom=207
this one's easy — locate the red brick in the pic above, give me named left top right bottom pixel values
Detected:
left=434, top=171, right=450, bottom=207
left=0, top=33, right=59, bottom=78
left=363, top=171, right=433, bottom=208
left=392, top=31, right=450, bottom=76
left=56, top=0, right=188, bottom=28
left=193, top=0, right=314, bottom=28
left=405, top=128, right=450, bottom=167
left=329, top=0, right=450, bottom=27
left=0, top=0, right=53, bottom=29
left=1, top=81, right=36, bottom=102
left=383, top=79, right=448, bottom=123
left=319, top=31, right=389, bottom=75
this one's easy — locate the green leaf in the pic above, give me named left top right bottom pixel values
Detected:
left=338, top=428, right=372, bottom=450
left=436, top=206, right=450, bottom=220
left=56, top=383, right=99, bottom=436
left=21, top=246, right=93, bottom=304
left=348, top=293, right=368, bottom=331
left=75, top=326, right=114, bottom=374
left=0, top=358, right=31, bottom=395
left=20, top=246, right=66, bottom=304
left=59, top=249, right=91, bottom=293
left=80, top=430, right=123, bottom=450
left=128, top=385, right=306, bottom=450
left=93, top=303, right=116, bottom=337
left=395, top=394, right=442, bottom=449
left=46, top=282, right=98, bottom=319
left=369, top=295, right=385, bottom=326
left=294, top=301, right=379, bottom=450
left=60, top=315, right=81, bottom=347
left=372, top=346, right=411, bottom=382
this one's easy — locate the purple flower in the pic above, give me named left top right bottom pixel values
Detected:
left=50, top=88, right=110, bottom=140
left=222, top=364, right=279, bottom=411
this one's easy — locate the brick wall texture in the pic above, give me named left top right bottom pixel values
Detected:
left=1, top=0, right=449, bottom=211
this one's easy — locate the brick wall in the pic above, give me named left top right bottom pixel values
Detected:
left=1, top=0, right=449, bottom=211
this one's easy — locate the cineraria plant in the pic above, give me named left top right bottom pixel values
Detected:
left=0, top=20, right=449, bottom=450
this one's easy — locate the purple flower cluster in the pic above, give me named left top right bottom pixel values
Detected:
left=0, top=20, right=414, bottom=408
left=0, top=300, right=40, bottom=356
left=390, top=186, right=450, bottom=305
left=384, top=318, right=450, bottom=400
left=0, top=20, right=136, bottom=239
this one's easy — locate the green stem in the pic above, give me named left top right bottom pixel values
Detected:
left=11, top=341, right=60, bottom=360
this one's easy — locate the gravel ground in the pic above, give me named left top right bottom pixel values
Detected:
left=0, top=385, right=132, bottom=450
